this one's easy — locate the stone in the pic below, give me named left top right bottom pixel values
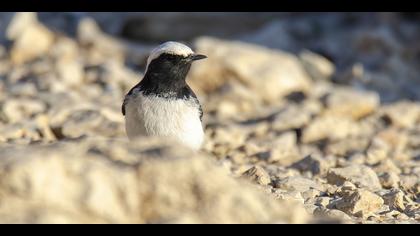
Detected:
left=211, top=125, right=247, bottom=148
left=323, top=87, right=380, bottom=120
left=190, top=37, right=312, bottom=103
left=258, top=131, right=300, bottom=165
left=301, top=189, right=321, bottom=201
left=299, top=49, right=335, bottom=81
left=60, top=109, right=124, bottom=138
left=375, top=128, right=408, bottom=152
left=242, top=166, right=271, bottom=186
left=0, top=124, right=25, bottom=142
left=271, top=104, right=314, bottom=132
left=313, top=208, right=353, bottom=222
left=380, top=101, right=420, bottom=129
left=56, top=58, right=84, bottom=87
left=274, top=176, right=325, bottom=193
left=274, top=190, right=305, bottom=205
left=314, top=197, right=332, bottom=207
left=373, top=159, right=401, bottom=175
left=378, top=172, right=400, bottom=189
left=77, top=17, right=126, bottom=63
left=335, top=189, right=384, bottom=218
left=2, top=98, right=47, bottom=123
left=365, top=138, right=390, bottom=165
left=327, top=165, right=382, bottom=191
left=291, top=154, right=332, bottom=176
left=382, top=189, right=406, bottom=212
left=6, top=12, right=55, bottom=64
left=301, top=115, right=363, bottom=143
left=0, top=137, right=311, bottom=223
left=35, top=114, right=56, bottom=142
left=325, top=138, right=371, bottom=157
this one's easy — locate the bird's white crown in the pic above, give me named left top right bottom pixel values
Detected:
left=146, top=41, right=194, bottom=69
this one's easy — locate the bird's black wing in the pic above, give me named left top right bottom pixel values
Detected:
left=185, top=86, right=203, bottom=121
left=122, top=83, right=141, bottom=116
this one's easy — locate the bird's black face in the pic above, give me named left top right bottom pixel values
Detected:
left=146, top=53, right=207, bottom=81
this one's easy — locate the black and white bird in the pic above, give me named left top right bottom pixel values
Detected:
left=122, top=41, right=207, bottom=150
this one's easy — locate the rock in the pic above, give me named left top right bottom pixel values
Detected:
left=323, top=87, right=380, bottom=120
left=56, top=58, right=84, bottom=88
left=0, top=137, right=311, bottom=223
left=301, top=189, right=321, bottom=201
left=242, top=166, right=271, bottom=186
left=190, top=37, right=312, bottom=103
left=2, top=98, right=47, bottom=123
left=373, top=159, right=401, bottom=175
left=50, top=36, right=79, bottom=60
left=378, top=172, right=400, bottom=189
left=380, top=101, right=420, bottom=128
left=60, top=109, right=124, bottom=138
left=0, top=124, right=25, bottom=142
left=314, top=208, right=353, bottom=222
left=6, top=12, right=55, bottom=64
left=77, top=17, right=126, bottom=63
left=314, top=197, right=332, bottom=207
left=274, top=176, right=325, bottom=193
left=399, top=175, right=419, bottom=193
left=274, top=189, right=305, bottom=205
left=270, top=104, right=314, bottom=132
left=237, top=143, right=264, bottom=156
left=327, top=165, right=382, bottom=191
left=365, top=138, right=390, bottom=165
left=299, top=49, right=335, bottom=81
left=335, top=189, right=384, bottom=218
left=301, top=115, right=363, bottom=143
left=258, top=131, right=300, bottom=165
left=325, top=138, right=371, bottom=157
left=291, top=154, right=331, bottom=176
left=35, top=114, right=56, bottom=142
left=382, top=189, right=406, bottom=212
left=211, top=125, right=247, bottom=148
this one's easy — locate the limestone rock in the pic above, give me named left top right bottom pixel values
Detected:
left=274, top=176, right=325, bottom=193
left=378, top=172, right=400, bottom=189
left=323, top=87, right=380, bottom=120
left=335, top=189, right=384, bottom=218
left=6, top=12, right=55, bottom=64
left=291, top=154, right=332, bottom=176
left=299, top=49, right=335, bottom=81
left=382, top=189, right=406, bottom=212
left=381, top=101, right=420, bottom=128
left=327, top=165, right=382, bottom=191
left=190, top=37, right=312, bottom=103
left=242, top=166, right=271, bottom=186
left=0, top=137, right=311, bottom=223
left=302, top=115, right=363, bottom=143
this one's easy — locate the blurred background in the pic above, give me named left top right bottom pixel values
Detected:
left=0, top=12, right=419, bottom=223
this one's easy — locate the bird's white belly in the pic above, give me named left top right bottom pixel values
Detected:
left=125, top=94, right=204, bottom=150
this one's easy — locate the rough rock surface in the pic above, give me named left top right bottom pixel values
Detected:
left=0, top=137, right=310, bottom=223
left=327, top=165, right=382, bottom=191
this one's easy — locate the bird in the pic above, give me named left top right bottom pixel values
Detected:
left=122, top=41, right=207, bottom=150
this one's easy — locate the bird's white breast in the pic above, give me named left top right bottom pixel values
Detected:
left=124, top=92, right=204, bottom=150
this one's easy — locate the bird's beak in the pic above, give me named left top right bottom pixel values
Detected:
left=189, top=53, right=207, bottom=61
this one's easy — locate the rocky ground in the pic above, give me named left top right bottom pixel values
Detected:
left=0, top=12, right=419, bottom=223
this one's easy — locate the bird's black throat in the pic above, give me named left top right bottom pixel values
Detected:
left=138, top=53, right=194, bottom=99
